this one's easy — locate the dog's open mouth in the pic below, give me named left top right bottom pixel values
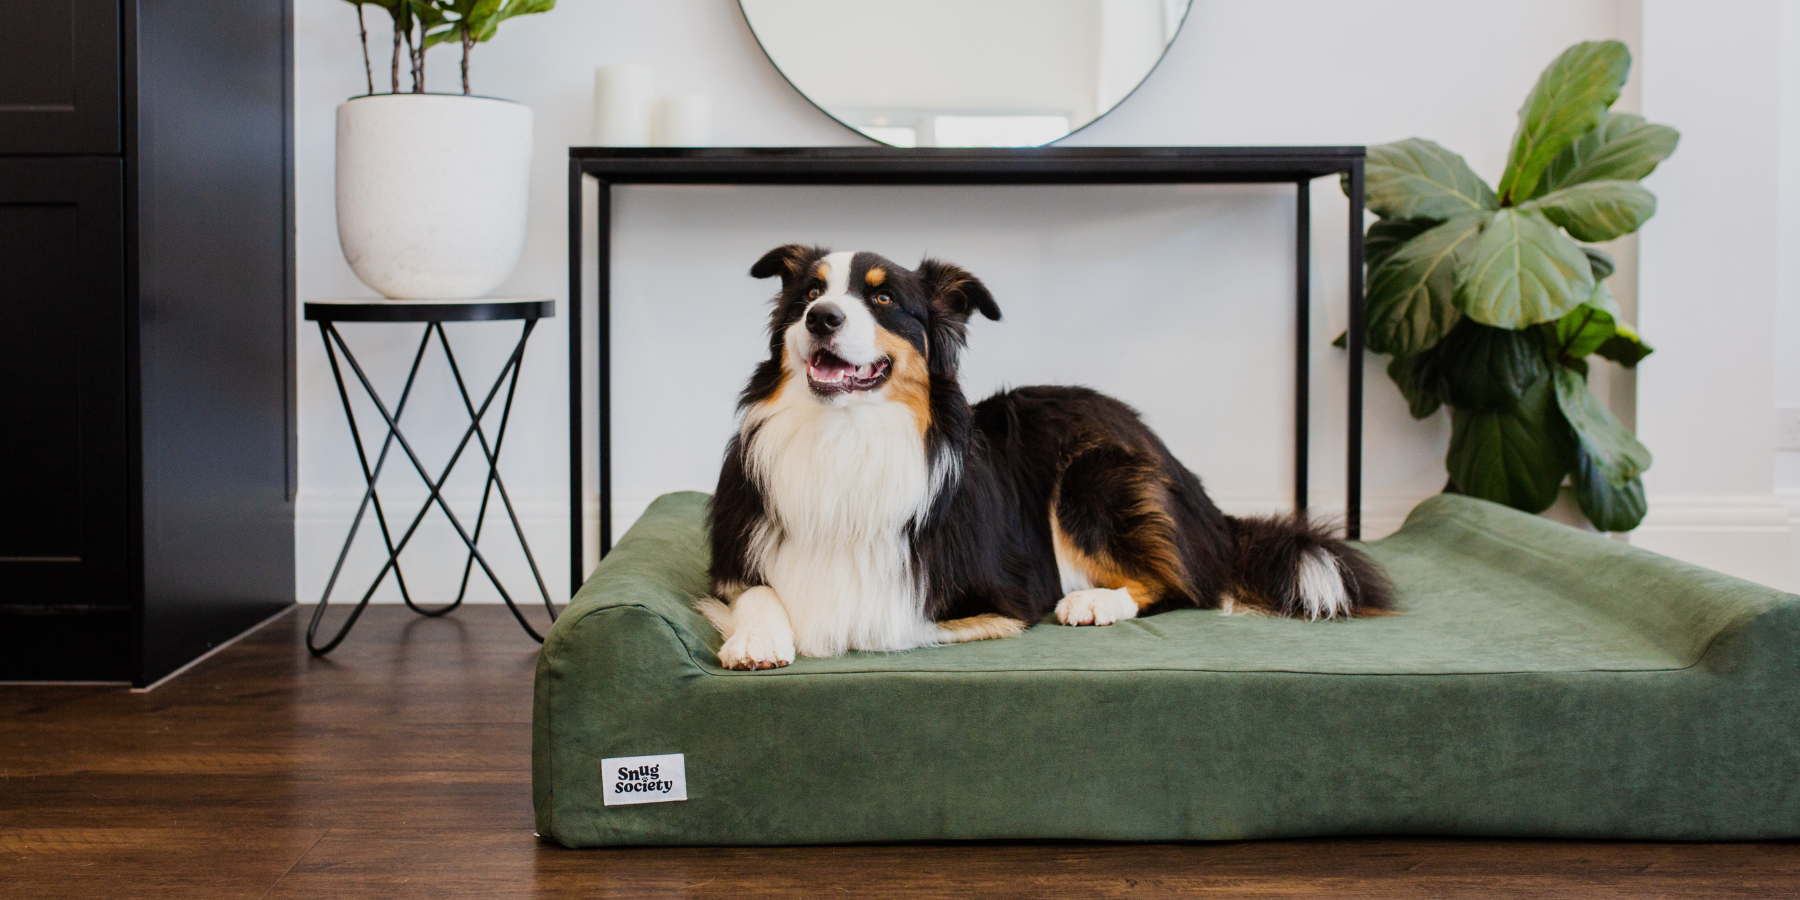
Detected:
left=807, top=349, right=890, bottom=395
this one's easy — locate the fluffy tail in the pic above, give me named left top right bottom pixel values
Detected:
left=1224, top=514, right=1393, bottom=619
left=694, top=595, right=735, bottom=638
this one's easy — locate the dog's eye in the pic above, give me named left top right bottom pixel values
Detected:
left=874, top=292, right=893, bottom=305
left=807, top=287, right=821, bottom=300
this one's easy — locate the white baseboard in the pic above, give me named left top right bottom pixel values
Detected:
left=1630, top=494, right=1794, bottom=591
left=296, top=487, right=582, bottom=605
left=1780, top=490, right=1800, bottom=594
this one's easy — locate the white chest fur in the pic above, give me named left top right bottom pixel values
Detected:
left=741, top=379, right=941, bottom=656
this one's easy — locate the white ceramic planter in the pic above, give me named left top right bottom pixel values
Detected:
left=336, top=94, right=533, bottom=299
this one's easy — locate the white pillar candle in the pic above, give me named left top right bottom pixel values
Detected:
left=652, top=94, right=713, bottom=148
left=591, top=65, right=652, bottom=147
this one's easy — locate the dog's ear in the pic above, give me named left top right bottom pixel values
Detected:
left=917, top=258, right=1001, bottom=323
left=750, top=244, right=827, bottom=286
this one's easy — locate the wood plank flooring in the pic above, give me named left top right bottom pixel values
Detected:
left=3, top=604, right=1796, bottom=898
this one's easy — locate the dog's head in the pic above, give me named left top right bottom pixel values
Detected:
left=746, top=245, right=1001, bottom=411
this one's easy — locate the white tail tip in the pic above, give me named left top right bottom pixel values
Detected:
left=1296, top=550, right=1352, bottom=620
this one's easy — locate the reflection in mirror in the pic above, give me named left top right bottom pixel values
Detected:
left=739, top=0, right=1191, bottom=147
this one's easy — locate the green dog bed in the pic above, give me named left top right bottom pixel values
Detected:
left=533, top=492, right=1800, bottom=846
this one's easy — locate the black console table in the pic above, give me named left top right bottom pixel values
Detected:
left=304, top=298, right=559, bottom=653
left=566, top=147, right=1368, bottom=595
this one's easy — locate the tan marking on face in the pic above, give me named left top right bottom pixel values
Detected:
left=875, top=330, right=931, bottom=435
left=864, top=267, right=886, bottom=287
left=814, top=261, right=831, bottom=284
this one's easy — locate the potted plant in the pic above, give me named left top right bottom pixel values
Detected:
left=1348, top=40, right=1678, bottom=532
left=335, top=0, right=555, bottom=300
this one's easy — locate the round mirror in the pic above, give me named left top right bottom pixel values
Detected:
left=739, top=0, right=1193, bottom=147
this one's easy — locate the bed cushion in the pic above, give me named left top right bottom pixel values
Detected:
left=533, top=492, right=1800, bottom=846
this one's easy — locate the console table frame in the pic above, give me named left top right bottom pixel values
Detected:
left=566, top=146, right=1367, bottom=596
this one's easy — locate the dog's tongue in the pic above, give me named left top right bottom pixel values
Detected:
left=809, top=352, right=856, bottom=383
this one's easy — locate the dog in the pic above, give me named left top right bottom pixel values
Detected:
left=697, top=245, right=1392, bottom=670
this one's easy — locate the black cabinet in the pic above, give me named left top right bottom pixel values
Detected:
left=0, top=0, right=121, bottom=154
left=0, top=2, right=294, bottom=686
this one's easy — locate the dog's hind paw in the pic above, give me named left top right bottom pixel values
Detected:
left=718, top=630, right=794, bottom=670
left=1054, top=587, right=1140, bottom=626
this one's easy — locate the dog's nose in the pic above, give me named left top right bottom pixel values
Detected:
left=806, top=303, right=845, bottom=336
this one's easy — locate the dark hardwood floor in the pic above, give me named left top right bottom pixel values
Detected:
left=3, top=604, right=1796, bottom=898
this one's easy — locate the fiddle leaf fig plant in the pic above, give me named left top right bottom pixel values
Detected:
left=343, top=0, right=555, bottom=96
left=1349, top=40, right=1678, bottom=531
left=428, top=0, right=558, bottom=95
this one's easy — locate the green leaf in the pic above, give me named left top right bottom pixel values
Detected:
left=1552, top=365, right=1651, bottom=487
left=1554, top=365, right=1651, bottom=531
left=409, top=0, right=447, bottom=25
left=1331, top=331, right=1346, bottom=349
left=1363, top=214, right=1483, bottom=356
left=1497, top=41, right=1631, bottom=204
left=423, top=25, right=460, bottom=48
left=1550, top=279, right=1652, bottom=367
left=499, top=0, right=556, bottom=19
left=1365, top=218, right=1435, bottom=273
left=1520, top=180, right=1657, bottom=242
left=1453, top=208, right=1594, bottom=328
left=1549, top=280, right=1620, bottom=361
left=1388, top=354, right=1442, bottom=419
left=1413, top=320, right=1546, bottom=411
left=1573, top=448, right=1648, bottom=531
left=1538, top=112, right=1680, bottom=196
left=1446, top=371, right=1576, bottom=513
left=1596, top=333, right=1653, bottom=368
left=456, top=0, right=553, bottom=43
left=1582, top=246, right=1615, bottom=280
left=1365, top=139, right=1500, bottom=221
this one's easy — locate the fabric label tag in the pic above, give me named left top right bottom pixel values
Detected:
left=602, top=753, right=687, bottom=806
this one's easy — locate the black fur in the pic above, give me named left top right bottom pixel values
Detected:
left=709, top=247, right=1392, bottom=627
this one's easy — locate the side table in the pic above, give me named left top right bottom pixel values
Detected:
left=303, top=298, right=559, bottom=654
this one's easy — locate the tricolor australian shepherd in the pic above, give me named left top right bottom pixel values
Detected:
left=698, top=245, right=1391, bottom=670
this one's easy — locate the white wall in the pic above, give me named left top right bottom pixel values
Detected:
left=1632, top=0, right=1793, bottom=589
left=295, top=0, right=1791, bottom=606
left=1778, top=0, right=1800, bottom=590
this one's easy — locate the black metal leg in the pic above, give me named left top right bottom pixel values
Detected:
left=336, top=323, right=465, bottom=620
left=310, top=321, right=436, bottom=655
left=331, top=321, right=552, bottom=641
left=308, top=318, right=557, bottom=655
left=435, top=321, right=558, bottom=626
left=568, top=159, right=585, bottom=598
left=597, top=180, right=614, bottom=559
left=309, top=323, right=434, bottom=631
left=1295, top=178, right=1311, bottom=514
left=1345, top=161, right=1366, bottom=540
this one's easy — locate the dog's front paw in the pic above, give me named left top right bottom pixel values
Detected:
left=1055, top=587, right=1139, bottom=626
left=718, top=630, right=795, bottom=670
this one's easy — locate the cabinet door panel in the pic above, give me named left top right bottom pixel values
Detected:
left=0, top=0, right=120, bottom=154
left=0, top=158, right=126, bottom=610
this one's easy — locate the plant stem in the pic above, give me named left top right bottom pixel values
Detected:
left=461, top=28, right=472, bottom=95
left=389, top=8, right=402, bottom=92
left=356, top=5, right=373, bottom=96
left=405, top=9, right=421, bottom=93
